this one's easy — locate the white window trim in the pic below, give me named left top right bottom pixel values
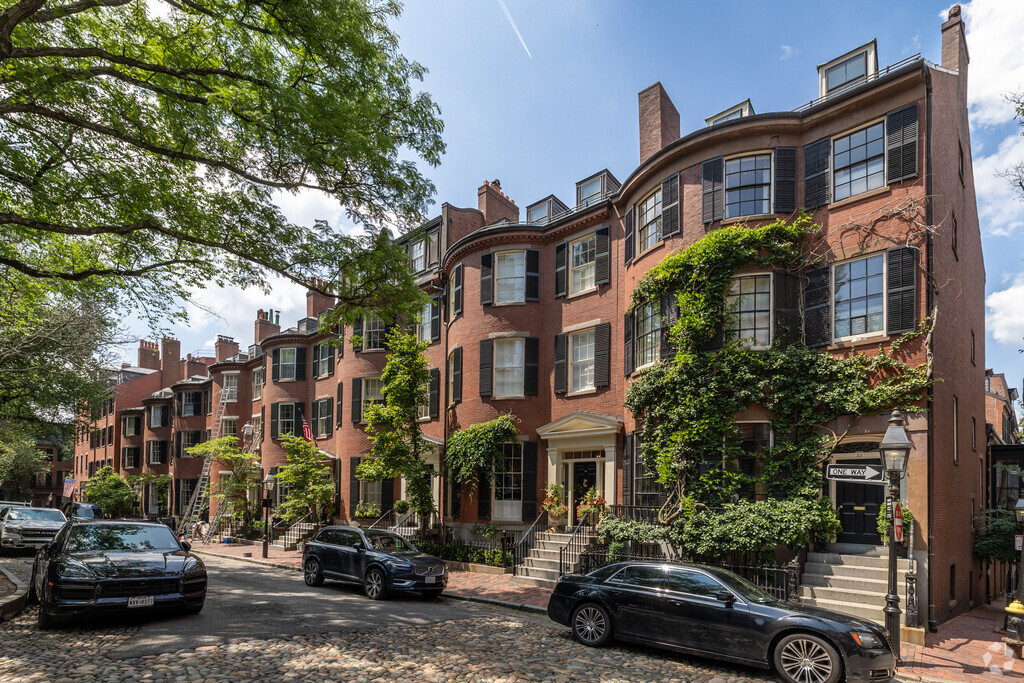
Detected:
left=724, top=272, right=774, bottom=349
left=251, top=367, right=263, bottom=401
left=492, top=441, right=524, bottom=522
left=722, top=150, right=774, bottom=221
left=360, top=376, right=383, bottom=423
left=705, top=99, right=754, bottom=127
left=315, top=341, right=332, bottom=377
left=830, top=253, right=887, bottom=344
left=410, top=238, right=426, bottom=273
left=817, top=41, right=878, bottom=98
left=568, top=328, right=596, bottom=395
left=363, top=314, right=386, bottom=351
left=527, top=203, right=548, bottom=226
left=279, top=347, right=298, bottom=381
left=494, top=250, right=527, bottom=305
left=416, top=301, right=432, bottom=343
left=568, top=233, right=597, bottom=296
left=633, top=301, right=660, bottom=372
left=278, top=402, right=296, bottom=437
left=493, top=337, right=525, bottom=399
left=578, top=177, right=603, bottom=207
left=314, top=398, right=331, bottom=437
left=446, top=352, right=457, bottom=407
left=830, top=119, right=886, bottom=204
left=636, top=188, right=663, bottom=255
left=222, top=372, right=239, bottom=402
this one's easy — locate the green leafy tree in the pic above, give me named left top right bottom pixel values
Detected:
left=0, top=0, right=442, bottom=327
left=357, top=328, right=435, bottom=528
left=0, top=427, right=47, bottom=498
left=187, top=436, right=261, bottom=528
left=83, top=465, right=134, bottom=517
left=275, top=435, right=335, bottom=524
left=445, top=414, right=519, bottom=491
left=126, top=472, right=172, bottom=515
left=974, top=509, right=1020, bottom=564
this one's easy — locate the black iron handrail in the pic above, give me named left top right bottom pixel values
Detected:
left=511, top=509, right=547, bottom=576
left=557, top=520, right=594, bottom=576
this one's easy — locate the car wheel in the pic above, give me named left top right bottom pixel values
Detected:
left=26, top=567, right=38, bottom=605
left=36, top=604, right=55, bottom=630
left=571, top=603, right=612, bottom=647
left=363, top=568, right=387, bottom=601
left=773, top=633, right=842, bottom=683
left=304, top=558, right=324, bottom=587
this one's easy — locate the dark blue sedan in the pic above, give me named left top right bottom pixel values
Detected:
left=302, top=526, right=446, bottom=600
left=547, top=561, right=894, bottom=683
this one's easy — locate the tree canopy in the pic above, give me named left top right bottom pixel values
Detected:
left=83, top=465, right=135, bottom=517
left=0, top=0, right=444, bottom=326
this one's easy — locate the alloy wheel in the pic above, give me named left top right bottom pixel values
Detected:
left=778, top=637, right=835, bottom=683
left=573, top=606, right=607, bottom=644
left=365, top=570, right=384, bottom=599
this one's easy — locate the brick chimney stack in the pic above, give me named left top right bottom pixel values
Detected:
left=477, top=179, right=519, bottom=225
left=306, top=278, right=336, bottom=319
left=214, top=335, right=240, bottom=362
left=160, top=338, right=181, bottom=383
left=638, top=82, right=680, bottom=164
left=254, top=308, right=281, bottom=344
left=137, top=339, right=160, bottom=370
left=941, top=5, right=969, bottom=84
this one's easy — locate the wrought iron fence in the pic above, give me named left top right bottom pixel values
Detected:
left=792, top=54, right=922, bottom=113
left=512, top=510, right=547, bottom=576
left=557, top=522, right=595, bottom=575
left=415, top=534, right=514, bottom=568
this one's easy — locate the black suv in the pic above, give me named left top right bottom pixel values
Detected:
left=302, top=526, right=446, bottom=600
left=61, top=501, right=102, bottom=520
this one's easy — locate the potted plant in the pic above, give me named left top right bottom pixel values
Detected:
left=353, top=500, right=382, bottom=526
left=393, top=499, right=412, bottom=516
left=541, top=482, right=569, bottom=531
left=576, top=487, right=607, bottom=526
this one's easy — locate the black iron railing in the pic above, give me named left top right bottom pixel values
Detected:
left=557, top=521, right=594, bottom=575
left=512, top=510, right=547, bottom=576
left=792, top=54, right=922, bottom=113
left=606, top=505, right=662, bottom=523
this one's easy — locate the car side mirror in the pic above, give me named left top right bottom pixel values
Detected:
left=352, top=541, right=364, bottom=551
left=180, top=541, right=192, bottom=553
left=715, top=590, right=736, bottom=605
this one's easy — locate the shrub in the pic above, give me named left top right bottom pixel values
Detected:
left=354, top=500, right=381, bottom=518
left=876, top=501, right=915, bottom=545
left=393, top=499, right=412, bottom=515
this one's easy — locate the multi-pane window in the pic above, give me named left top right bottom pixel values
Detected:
left=570, top=235, right=596, bottom=294
left=417, top=382, right=431, bottom=420
left=494, top=338, right=525, bottom=397
left=447, top=352, right=457, bottom=407
left=123, top=415, right=140, bottom=436
left=569, top=329, right=595, bottom=392
left=637, top=189, right=662, bottom=252
left=633, top=438, right=663, bottom=507
left=221, top=418, right=237, bottom=437
left=251, top=368, right=263, bottom=400
left=182, top=431, right=201, bottom=455
left=579, top=178, right=602, bottom=207
left=417, top=301, right=432, bottom=343
left=361, top=377, right=383, bottom=422
left=359, top=479, right=383, bottom=508
left=278, top=403, right=295, bottom=437
left=833, top=122, right=884, bottom=201
left=833, top=254, right=884, bottom=339
left=279, top=348, right=297, bottom=380
left=122, top=447, right=140, bottom=469
left=527, top=204, right=548, bottom=226
left=725, top=275, right=771, bottom=347
left=494, top=442, right=523, bottom=514
left=737, top=423, right=770, bottom=500
left=495, top=251, right=526, bottom=303
left=178, top=479, right=196, bottom=515
left=363, top=315, right=385, bottom=350
left=314, top=398, right=331, bottom=437
left=410, top=239, right=426, bottom=272
left=251, top=415, right=261, bottom=442
left=182, top=392, right=199, bottom=416
left=724, top=154, right=771, bottom=218
left=826, top=52, right=867, bottom=93
left=315, top=342, right=331, bottom=377
left=148, top=405, right=168, bottom=428
left=223, top=374, right=238, bottom=401
left=634, top=302, right=660, bottom=368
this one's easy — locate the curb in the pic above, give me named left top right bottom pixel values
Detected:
left=193, top=549, right=547, bottom=614
left=0, top=562, right=29, bottom=622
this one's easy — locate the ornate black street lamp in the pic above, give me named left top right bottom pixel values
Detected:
left=261, top=472, right=276, bottom=559
left=879, top=410, right=911, bottom=665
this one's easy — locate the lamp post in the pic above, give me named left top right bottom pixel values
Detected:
left=261, top=472, right=275, bottom=559
left=1005, top=498, right=1024, bottom=650
left=879, top=409, right=911, bottom=665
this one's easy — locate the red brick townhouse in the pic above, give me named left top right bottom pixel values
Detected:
left=79, top=8, right=985, bottom=629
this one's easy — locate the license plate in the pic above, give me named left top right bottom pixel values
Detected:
left=127, top=595, right=154, bottom=608
left=425, top=576, right=436, bottom=584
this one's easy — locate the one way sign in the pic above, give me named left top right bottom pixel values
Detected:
left=826, top=464, right=885, bottom=483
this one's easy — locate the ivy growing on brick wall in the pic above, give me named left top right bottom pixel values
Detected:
left=624, top=215, right=931, bottom=534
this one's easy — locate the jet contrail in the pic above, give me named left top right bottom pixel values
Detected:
left=498, top=0, right=533, bottom=59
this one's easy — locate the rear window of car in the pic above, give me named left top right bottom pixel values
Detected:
left=365, top=531, right=416, bottom=552
left=72, top=505, right=100, bottom=519
left=7, top=509, right=66, bottom=522
left=608, top=565, right=665, bottom=589
left=65, top=524, right=180, bottom=552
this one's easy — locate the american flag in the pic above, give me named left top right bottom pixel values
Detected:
left=300, top=410, right=314, bottom=442
left=62, top=478, right=76, bottom=498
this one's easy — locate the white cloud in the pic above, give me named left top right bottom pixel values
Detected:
left=272, top=188, right=365, bottom=237
left=780, top=45, right=796, bottom=61
left=986, top=273, right=1024, bottom=344
left=185, top=276, right=308, bottom=349
left=958, top=0, right=1024, bottom=127
left=973, top=132, right=1024, bottom=236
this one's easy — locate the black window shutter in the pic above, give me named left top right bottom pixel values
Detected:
left=327, top=344, right=334, bottom=376
left=594, top=226, right=611, bottom=285
left=453, top=263, right=463, bottom=315
left=622, top=433, right=633, bottom=506
left=272, top=348, right=280, bottom=381
left=553, top=333, right=567, bottom=394
left=429, top=368, right=440, bottom=418
left=336, top=382, right=344, bottom=427
left=773, top=270, right=802, bottom=348
left=624, top=207, right=634, bottom=265
left=479, top=339, right=493, bottom=397
left=430, top=296, right=441, bottom=340
left=295, top=347, right=306, bottom=380
left=480, top=253, right=493, bottom=305
left=554, top=242, right=567, bottom=298
left=260, top=405, right=264, bottom=440
left=351, top=378, right=362, bottom=422
left=176, top=432, right=182, bottom=459
left=312, top=344, right=321, bottom=378
left=803, top=138, right=831, bottom=209
left=887, top=103, right=919, bottom=184
left=525, top=249, right=540, bottom=301
left=623, top=311, right=634, bottom=376
left=160, top=441, right=168, bottom=464
left=774, top=147, right=797, bottom=213
left=263, top=358, right=268, bottom=384
left=702, top=157, right=724, bottom=223
left=203, top=389, right=210, bottom=414
left=521, top=441, right=538, bottom=520
left=325, top=400, right=333, bottom=437
left=381, top=477, right=394, bottom=512
left=349, top=457, right=361, bottom=517
left=352, top=318, right=363, bottom=352
left=524, top=337, right=539, bottom=395
left=145, top=440, right=151, bottom=462
left=174, top=480, right=181, bottom=514
left=452, top=347, right=463, bottom=404
left=803, top=265, right=832, bottom=347
left=294, top=402, right=305, bottom=435
left=477, top=468, right=491, bottom=520
left=176, top=392, right=183, bottom=416
left=660, top=293, right=679, bottom=360
left=383, top=322, right=395, bottom=350
left=594, top=322, right=611, bottom=387
left=886, top=247, right=918, bottom=335
left=661, top=173, right=680, bottom=237
left=270, top=403, right=280, bottom=439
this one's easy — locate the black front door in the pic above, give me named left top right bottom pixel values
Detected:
left=572, top=461, right=597, bottom=525
left=835, top=459, right=884, bottom=545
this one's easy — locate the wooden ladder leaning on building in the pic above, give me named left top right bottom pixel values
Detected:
left=176, top=386, right=232, bottom=538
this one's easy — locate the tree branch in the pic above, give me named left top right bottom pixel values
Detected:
left=0, top=254, right=196, bottom=280
left=0, top=1, right=46, bottom=48
left=27, top=0, right=132, bottom=24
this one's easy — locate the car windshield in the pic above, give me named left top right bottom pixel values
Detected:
left=7, top=509, right=66, bottom=522
left=365, top=531, right=416, bottom=552
left=73, top=506, right=99, bottom=519
left=65, top=524, right=181, bottom=552
left=716, top=569, right=779, bottom=604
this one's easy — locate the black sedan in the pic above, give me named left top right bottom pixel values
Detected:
left=29, top=520, right=207, bottom=628
left=302, top=526, right=446, bottom=600
left=547, top=561, right=894, bottom=683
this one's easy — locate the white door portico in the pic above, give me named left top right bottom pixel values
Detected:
left=536, top=411, right=622, bottom=517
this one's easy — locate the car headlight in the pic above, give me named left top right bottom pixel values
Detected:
left=384, top=559, right=414, bottom=570
left=851, top=631, right=885, bottom=649
left=57, top=561, right=93, bottom=578
left=3, top=526, right=21, bottom=535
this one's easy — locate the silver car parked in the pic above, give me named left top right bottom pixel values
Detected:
left=0, top=507, right=67, bottom=553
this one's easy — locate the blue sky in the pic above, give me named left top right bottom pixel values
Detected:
left=132, top=1, right=1024, bottom=401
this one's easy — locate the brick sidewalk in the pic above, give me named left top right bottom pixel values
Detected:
left=195, top=540, right=1015, bottom=682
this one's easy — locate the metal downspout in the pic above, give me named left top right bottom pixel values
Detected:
left=925, top=73, right=938, bottom=633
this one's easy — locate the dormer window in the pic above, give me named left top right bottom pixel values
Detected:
left=818, top=42, right=877, bottom=98
left=579, top=178, right=602, bottom=207
left=527, top=203, right=548, bottom=226
left=705, top=100, right=754, bottom=127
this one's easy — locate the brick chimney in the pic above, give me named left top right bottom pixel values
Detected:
left=254, top=308, right=281, bottom=344
left=214, top=335, right=240, bottom=362
left=941, top=5, right=969, bottom=77
left=477, top=179, right=519, bottom=225
left=306, top=279, right=336, bottom=319
left=137, top=339, right=159, bottom=370
left=160, top=338, right=181, bottom=383
left=638, top=82, right=680, bottom=164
